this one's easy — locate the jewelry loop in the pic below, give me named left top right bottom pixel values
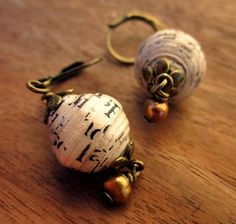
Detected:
left=106, top=11, right=164, bottom=65
left=26, top=79, right=52, bottom=94
left=26, top=58, right=102, bottom=95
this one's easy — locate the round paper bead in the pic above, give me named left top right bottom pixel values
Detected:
left=47, top=93, right=130, bottom=173
left=135, top=29, right=206, bottom=102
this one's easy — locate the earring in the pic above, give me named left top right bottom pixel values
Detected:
left=26, top=58, right=144, bottom=203
left=106, top=11, right=206, bottom=123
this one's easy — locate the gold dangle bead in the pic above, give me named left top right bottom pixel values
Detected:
left=144, top=99, right=169, bottom=122
left=103, top=174, right=132, bottom=203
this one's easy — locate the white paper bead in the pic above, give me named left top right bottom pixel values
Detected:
left=47, top=93, right=130, bottom=173
left=135, top=29, right=206, bottom=102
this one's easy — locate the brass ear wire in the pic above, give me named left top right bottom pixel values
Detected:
left=26, top=58, right=102, bottom=95
left=106, top=11, right=164, bottom=65
left=26, top=58, right=102, bottom=124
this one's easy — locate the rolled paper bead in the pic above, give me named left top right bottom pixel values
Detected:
left=135, top=29, right=206, bottom=103
left=47, top=93, right=130, bottom=173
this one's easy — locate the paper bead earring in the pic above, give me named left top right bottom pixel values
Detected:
left=106, top=11, right=206, bottom=122
left=26, top=58, right=144, bottom=203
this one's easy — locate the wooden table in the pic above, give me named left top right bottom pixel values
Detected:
left=0, top=1, right=235, bottom=223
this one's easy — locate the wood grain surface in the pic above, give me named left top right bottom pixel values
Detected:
left=0, top=1, right=235, bottom=223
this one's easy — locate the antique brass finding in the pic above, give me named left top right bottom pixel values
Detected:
left=103, top=140, right=144, bottom=203
left=26, top=58, right=102, bottom=124
left=26, top=58, right=102, bottom=95
left=106, top=11, right=164, bottom=64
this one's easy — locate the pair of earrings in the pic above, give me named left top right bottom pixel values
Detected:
left=26, top=12, right=206, bottom=204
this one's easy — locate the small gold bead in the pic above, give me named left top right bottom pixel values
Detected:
left=103, top=174, right=132, bottom=203
left=144, top=99, right=168, bottom=122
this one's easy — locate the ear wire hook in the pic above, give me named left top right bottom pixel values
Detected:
left=26, top=57, right=102, bottom=94
left=106, top=11, right=164, bottom=65
left=26, top=57, right=102, bottom=124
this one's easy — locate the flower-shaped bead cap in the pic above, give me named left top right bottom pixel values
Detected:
left=142, top=58, right=185, bottom=102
